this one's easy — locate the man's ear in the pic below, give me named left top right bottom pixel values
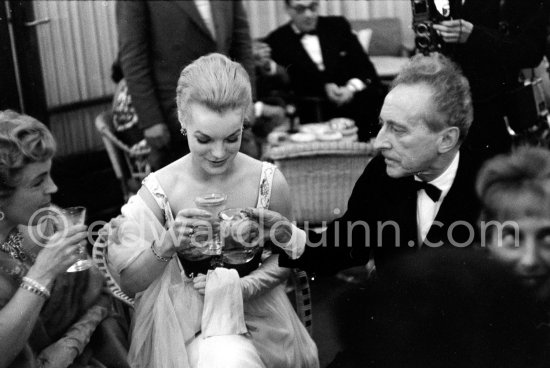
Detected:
left=437, top=126, right=460, bottom=153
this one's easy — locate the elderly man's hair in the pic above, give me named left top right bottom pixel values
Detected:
left=392, top=53, right=473, bottom=141
left=176, top=53, right=252, bottom=127
left=476, top=146, right=550, bottom=221
left=0, top=110, right=56, bottom=199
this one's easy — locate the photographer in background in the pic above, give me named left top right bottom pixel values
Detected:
left=430, top=0, right=547, bottom=161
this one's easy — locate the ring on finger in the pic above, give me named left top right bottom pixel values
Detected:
left=187, top=225, right=196, bottom=236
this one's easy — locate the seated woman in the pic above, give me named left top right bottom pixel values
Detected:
left=104, top=53, right=318, bottom=368
left=0, top=111, right=128, bottom=368
left=477, top=146, right=550, bottom=306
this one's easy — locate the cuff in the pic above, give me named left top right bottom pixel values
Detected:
left=254, top=101, right=264, bottom=118
left=282, top=224, right=306, bottom=260
left=346, top=78, right=366, bottom=93
left=262, top=60, right=277, bottom=75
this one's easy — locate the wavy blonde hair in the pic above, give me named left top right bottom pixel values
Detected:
left=0, top=110, right=56, bottom=199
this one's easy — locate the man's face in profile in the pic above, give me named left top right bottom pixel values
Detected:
left=374, top=83, right=443, bottom=180
left=286, top=0, right=319, bottom=33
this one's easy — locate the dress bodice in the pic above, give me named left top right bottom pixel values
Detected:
left=142, top=162, right=277, bottom=277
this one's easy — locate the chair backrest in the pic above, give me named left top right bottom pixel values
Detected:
left=92, top=227, right=135, bottom=307
left=94, top=111, right=151, bottom=200
left=264, top=141, right=374, bottom=225
left=291, top=269, right=313, bottom=335
left=350, top=17, right=404, bottom=56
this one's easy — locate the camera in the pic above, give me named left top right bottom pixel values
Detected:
left=411, top=0, right=451, bottom=55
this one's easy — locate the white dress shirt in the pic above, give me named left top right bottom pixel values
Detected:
left=291, top=24, right=325, bottom=71
left=415, top=152, right=460, bottom=244
left=290, top=23, right=366, bottom=92
left=194, top=0, right=216, bottom=40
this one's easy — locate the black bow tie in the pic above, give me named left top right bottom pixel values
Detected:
left=413, top=180, right=442, bottom=202
left=299, top=30, right=317, bottom=38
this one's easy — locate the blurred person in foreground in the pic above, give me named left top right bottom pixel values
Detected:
left=0, top=111, right=129, bottom=368
left=247, top=53, right=480, bottom=278
left=329, top=249, right=549, bottom=368
left=477, top=146, right=550, bottom=307
left=102, top=54, right=318, bottom=368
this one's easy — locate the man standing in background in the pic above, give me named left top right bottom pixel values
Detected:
left=117, top=1, right=255, bottom=169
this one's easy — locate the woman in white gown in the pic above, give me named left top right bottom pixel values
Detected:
left=103, top=53, right=319, bottom=368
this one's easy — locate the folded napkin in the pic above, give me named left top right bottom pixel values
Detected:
left=202, top=268, right=247, bottom=338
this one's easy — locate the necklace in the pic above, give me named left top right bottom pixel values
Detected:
left=0, top=230, right=30, bottom=262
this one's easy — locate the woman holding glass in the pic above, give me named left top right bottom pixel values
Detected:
left=0, top=111, right=128, bottom=368
left=477, top=146, right=550, bottom=306
left=105, top=53, right=318, bottom=368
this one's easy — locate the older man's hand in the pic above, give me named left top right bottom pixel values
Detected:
left=242, top=208, right=293, bottom=246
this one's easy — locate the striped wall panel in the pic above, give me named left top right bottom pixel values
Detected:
left=32, top=0, right=412, bottom=156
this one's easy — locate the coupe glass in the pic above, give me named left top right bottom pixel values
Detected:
left=219, top=208, right=260, bottom=265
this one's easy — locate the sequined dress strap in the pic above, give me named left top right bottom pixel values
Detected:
left=256, top=162, right=276, bottom=210
left=142, top=173, right=174, bottom=228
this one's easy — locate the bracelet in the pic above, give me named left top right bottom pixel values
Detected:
left=151, top=241, right=171, bottom=262
left=22, top=276, right=50, bottom=298
left=20, top=277, right=50, bottom=299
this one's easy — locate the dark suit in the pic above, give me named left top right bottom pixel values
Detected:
left=280, top=152, right=481, bottom=277
left=446, top=0, right=547, bottom=158
left=116, top=1, right=254, bottom=166
left=265, top=16, right=384, bottom=141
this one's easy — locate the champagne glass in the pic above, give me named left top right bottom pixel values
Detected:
left=193, top=194, right=227, bottom=265
left=61, top=206, right=91, bottom=272
left=219, top=208, right=260, bottom=265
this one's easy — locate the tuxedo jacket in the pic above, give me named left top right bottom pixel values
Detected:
left=264, top=16, right=379, bottom=101
left=280, top=152, right=481, bottom=277
left=117, top=1, right=254, bottom=130
left=447, top=0, right=546, bottom=104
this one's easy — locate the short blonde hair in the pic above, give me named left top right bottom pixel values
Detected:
left=0, top=110, right=56, bottom=198
left=176, top=53, right=252, bottom=128
left=477, top=146, right=550, bottom=221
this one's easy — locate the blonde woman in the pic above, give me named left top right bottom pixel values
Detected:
left=105, top=54, right=318, bottom=368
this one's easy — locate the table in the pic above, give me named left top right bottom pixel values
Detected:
left=263, top=121, right=358, bottom=155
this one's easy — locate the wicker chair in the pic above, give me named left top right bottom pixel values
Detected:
left=263, top=141, right=375, bottom=226
left=94, top=111, right=151, bottom=201
left=92, top=227, right=314, bottom=335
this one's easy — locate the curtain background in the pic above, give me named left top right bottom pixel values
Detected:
left=30, top=0, right=413, bottom=155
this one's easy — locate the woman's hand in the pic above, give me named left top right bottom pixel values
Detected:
left=192, top=273, right=207, bottom=295
left=157, top=208, right=213, bottom=258
left=27, top=224, right=88, bottom=286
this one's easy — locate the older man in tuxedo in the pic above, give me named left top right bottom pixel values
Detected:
left=249, top=53, right=480, bottom=277
left=117, top=1, right=255, bottom=169
left=264, top=0, right=384, bottom=141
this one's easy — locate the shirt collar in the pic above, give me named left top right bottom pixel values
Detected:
left=415, top=151, right=460, bottom=196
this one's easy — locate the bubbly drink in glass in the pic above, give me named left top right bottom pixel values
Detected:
left=219, top=208, right=260, bottom=265
left=63, top=206, right=91, bottom=272
left=192, top=193, right=227, bottom=257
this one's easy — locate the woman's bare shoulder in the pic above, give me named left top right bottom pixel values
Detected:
left=153, top=156, right=190, bottom=194
left=236, top=153, right=263, bottom=174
